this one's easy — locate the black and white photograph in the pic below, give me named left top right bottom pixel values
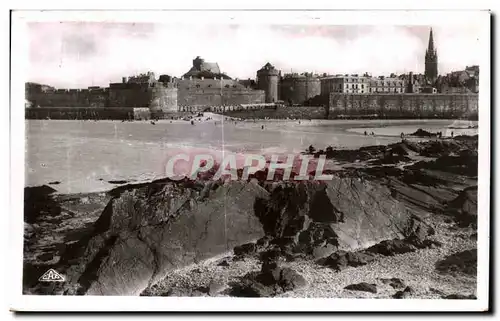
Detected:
left=8, top=8, right=491, bottom=312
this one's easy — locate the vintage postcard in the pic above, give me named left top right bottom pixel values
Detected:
left=9, top=9, right=490, bottom=312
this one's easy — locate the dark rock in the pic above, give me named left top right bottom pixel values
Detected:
left=312, top=243, right=337, bottom=259
left=260, top=248, right=285, bottom=264
left=411, top=154, right=478, bottom=177
left=442, top=294, right=477, bottom=300
left=413, top=239, right=443, bottom=249
left=393, top=286, right=414, bottom=299
left=234, top=242, right=257, bottom=256
left=322, top=250, right=349, bottom=271
left=232, top=264, right=306, bottom=297
left=107, top=180, right=129, bottom=184
left=217, top=259, right=230, bottom=267
left=409, top=128, right=438, bottom=138
left=379, top=277, right=406, bottom=289
left=278, top=267, right=307, bottom=292
left=37, top=253, right=54, bottom=262
left=256, top=235, right=272, bottom=249
left=56, top=179, right=266, bottom=296
left=416, top=139, right=470, bottom=157
left=232, top=278, right=276, bottom=297
left=435, top=249, right=477, bottom=276
left=24, top=185, right=60, bottom=224
left=445, top=186, right=478, bottom=227
left=323, top=250, right=377, bottom=271
left=365, top=239, right=416, bottom=256
left=344, top=282, right=377, bottom=294
left=370, top=154, right=411, bottom=165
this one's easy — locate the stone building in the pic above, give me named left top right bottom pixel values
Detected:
left=437, top=66, right=480, bottom=94
left=257, top=62, right=280, bottom=103
left=400, top=72, right=425, bottom=93
left=369, top=76, right=406, bottom=93
left=320, top=74, right=371, bottom=96
left=280, top=72, right=321, bottom=106
left=173, top=57, right=265, bottom=107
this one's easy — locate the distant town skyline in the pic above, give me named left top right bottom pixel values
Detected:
left=27, top=23, right=481, bottom=88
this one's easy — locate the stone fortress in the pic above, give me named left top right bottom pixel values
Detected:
left=25, top=28, right=479, bottom=119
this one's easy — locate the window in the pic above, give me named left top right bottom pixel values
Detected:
left=361, top=84, right=364, bottom=89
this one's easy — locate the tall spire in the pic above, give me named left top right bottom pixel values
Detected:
left=427, top=28, right=435, bottom=53
left=424, top=27, right=438, bottom=84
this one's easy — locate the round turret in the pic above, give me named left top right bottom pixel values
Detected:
left=256, top=62, right=280, bottom=103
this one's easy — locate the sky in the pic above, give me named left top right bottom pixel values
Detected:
left=27, top=23, right=482, bottom=88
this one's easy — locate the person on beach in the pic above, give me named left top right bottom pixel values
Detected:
left=364, top=131, right=367, bottom=136
left=261, top=125, right=264, bottom=130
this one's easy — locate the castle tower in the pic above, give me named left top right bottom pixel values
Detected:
left=257, top=62, right=280, bottom=103
left=425, top=28, right=438, bottom=84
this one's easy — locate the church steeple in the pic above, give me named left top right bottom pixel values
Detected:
left=425, top=27, right=438, bottom=84
left=427, top=28, right=435, bottom=53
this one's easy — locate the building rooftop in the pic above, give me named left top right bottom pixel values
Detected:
left=182, top=56, right=227, bottom=79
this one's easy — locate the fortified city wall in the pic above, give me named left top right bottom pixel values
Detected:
left=223, top=93, right=479, bottom=120
left=26, top=83, right=178, bottom=111
left=328, top=93, right=478, bottom=119
left=27, top=88, right=110, bottom=108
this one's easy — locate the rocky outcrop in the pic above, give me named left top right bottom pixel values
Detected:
left=435, top=249, right=477, bottom=276
left=393, top=286, right=415, bottom=299
left=230, top=260, right=307, bottom=297
left=445, top=186, right=478, bottom=227
left=58, top=179, right=267, bottom=295
left=50, top=173, right=435, bottom=296
left=24, top=185, right=59, bottom=224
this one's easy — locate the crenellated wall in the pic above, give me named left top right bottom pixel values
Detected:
left=328, top=93, right=478, bottom=119
left=26, top=83, right=178, bottom=112
left=27, top=88, right=110, bottom=108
